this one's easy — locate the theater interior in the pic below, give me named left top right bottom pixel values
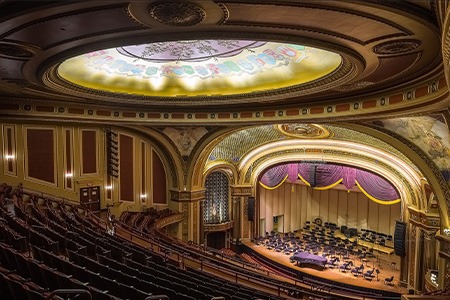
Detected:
left=1, top=1, right=450, bottom=299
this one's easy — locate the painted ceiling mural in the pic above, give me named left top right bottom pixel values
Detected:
left=378, top=116, right=450, bottom=179
left=162, top=127, right=209, bottom=157
left=57, top=40, right=342, bottom=97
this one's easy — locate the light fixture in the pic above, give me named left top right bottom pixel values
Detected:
left=65, top=172, right=73, bottom=178
left=140, top=194, right=147, bottom=199
left=106, top=185, right=113, bottom=190
left=5, top=154, right=14, bottom=160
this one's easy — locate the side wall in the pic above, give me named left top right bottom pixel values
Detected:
left=0, top=123, right=172, bottom=214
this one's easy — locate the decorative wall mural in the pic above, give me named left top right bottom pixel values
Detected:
left=379, top=116, right=450, bottom=178
left=163, top=127, right=208, bottom=156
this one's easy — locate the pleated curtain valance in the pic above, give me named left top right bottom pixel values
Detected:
left=259, top=163, right=400, bottom=204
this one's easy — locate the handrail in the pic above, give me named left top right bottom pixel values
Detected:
left=45, top=289, right=92, bottom=299
left=144, top=295, right=169, bottom=300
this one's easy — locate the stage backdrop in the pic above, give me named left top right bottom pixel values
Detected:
left=259, top=181, right=400, bottom=236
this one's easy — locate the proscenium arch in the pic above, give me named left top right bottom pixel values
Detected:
left=345, top=123, right=450, bottom=231
left=239, top=140, right=423, bottom=211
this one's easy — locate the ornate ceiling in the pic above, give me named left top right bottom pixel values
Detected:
left=0, top=0, right=446, bottom=124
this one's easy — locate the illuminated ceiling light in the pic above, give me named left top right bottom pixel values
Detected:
left=57, top=40, right=342, bottom=98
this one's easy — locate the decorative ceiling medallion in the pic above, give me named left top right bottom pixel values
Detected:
left=117, top=40, right=266, bottom=62
left=372, top=39, right=421, bottom=55
left=149, top=2, right=206, bottom=27
left=277, top=124, right=332, bottom=139
left=0, top=42, right=35, bottom=59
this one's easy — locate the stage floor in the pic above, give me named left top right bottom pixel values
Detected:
left=244, top=241, right=407, bottom=295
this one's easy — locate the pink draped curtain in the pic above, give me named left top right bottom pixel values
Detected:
left=260, top=162, right=399, bottom=202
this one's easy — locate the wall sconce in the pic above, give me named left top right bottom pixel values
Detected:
left=106, top=185, right=113, bottom=190
left=65, top=172, right=73, bottom=178
left=140, top=194, right=147, bottom=199
left=5, top=154, right=14, bottom=160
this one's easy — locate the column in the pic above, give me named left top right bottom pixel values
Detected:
left=415, top=229, right=425, bottom=293
left=423, top=229, right=437, bottom=270
left=232, top=196, right=240, bottom=241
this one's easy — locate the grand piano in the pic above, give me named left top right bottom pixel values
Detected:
left=290, top=251, right=327, bottom=269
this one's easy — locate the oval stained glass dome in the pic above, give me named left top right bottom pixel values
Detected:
left=57, top=40, right=342, bottom=98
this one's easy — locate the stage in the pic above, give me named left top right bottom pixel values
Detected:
left=244, top=241, right=407, bottom=295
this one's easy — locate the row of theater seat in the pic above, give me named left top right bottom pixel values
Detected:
left=0, top=186, right=286, bottom=300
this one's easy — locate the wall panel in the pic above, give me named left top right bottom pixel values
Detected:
left=378, top=204, right=391, bottom=234
left=81, top=129, right=97, bottom=175
left=119, top=134, right=134, bottom=202
left=328, top=189, right=338, bottom=225
left=259, top=181, right=401, bottom=235
left=347, top=192, right=358, bottom=229
left=337, top=191, right=348, bottom=228
left=357, top=193, right=368, bottom=229
left=25, top=128, right=56, bottom=185
left=152, top=149, right=167, bottom=204
left=367, top=199, right=379, bottom=232
left=319, top=190, right=329, bottom=222
left=311, top=189, right=320, bottom=220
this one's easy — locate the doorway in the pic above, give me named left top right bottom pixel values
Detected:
left=80, top=186, right=100, bottom=213
left=206, top=232, right=226, bottom=250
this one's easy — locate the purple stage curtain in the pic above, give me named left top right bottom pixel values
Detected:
left=259, top=162, right=400, bottom=202
left=315, top=164, right=343, bottom=187
left=356, top=169, right=400, bottom=201
left=260, top=164, right=288, bottom=188
left=342, top=166, right=357, bottom=190
left=287, top=163, right=299, bottom=183
left=298, top=163, right=314, bottom=184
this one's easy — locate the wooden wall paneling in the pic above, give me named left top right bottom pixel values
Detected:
left=152, top=149, right=167, bottom=204
left=289, top=183, right=297, bottom=231
left=24, top=127, right=57, bottom=186
left=119, top=134, right=134, bottom=202
left=260, top=186, right=266, bottom=220
left=328, top=189, right=338, bottom=225
left=283, top=183, right=290, bottom=233
left=337, top=190, right=348, bottom=228
left=378, top=203, right=391, bottom=234
left=265, top=188, right=273, bottom=232
left=390, top=203, right=401, bottom=236
left=367, top=199, right=379, bottom=232
left=311, top=188, right=320, bottom=220
left=272, top=187, right=279, bottom=217
left=347, top=191, right=358, bottom=229
left=296, top=185, right=308, bottom=228
left=80, top=129, right=98, bottom=175
left=304, top=186, right=311, bottom=223
left=357, top=193, right=368, bottom=229
left=319, top=189, right=329, bottom=222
